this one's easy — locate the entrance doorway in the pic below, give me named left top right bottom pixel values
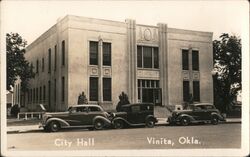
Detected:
left=138, top=79, right=162, bottom=106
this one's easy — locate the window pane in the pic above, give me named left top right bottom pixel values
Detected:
left=62, top=41, right=65, bottom=66
left=48, top=81, right=51, bottom=106
left=90, top=41, right=98, bottom=65
left=182, top=49, right=189, bottom=70
left=54, top=45, right=57, bottom=71
left=137, top=46, right=142, bottom=67
left=61, top=77, right=65, bottom=102
left=183, top=81, right=189, bottom=102
left=90, top=77, right=98, bottom=101
left=103, top=42, right=111, bottom=66
left=192, top=50, right=199, bottom=71
left=143, top=46, right=152, bottom=68
left=153, top=47, right=159, bottom=68
left=103, top=78, right=111, bottom=101
left=48, top=49, right=51, bottom=73
left=193, top=81, right=200, bottom=101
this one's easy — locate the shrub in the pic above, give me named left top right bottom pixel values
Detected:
left=77, top=91, right=88, bottom=105
left=10, top=104, right=20, bottom=118
left=116, top=92, right=130, bottom=112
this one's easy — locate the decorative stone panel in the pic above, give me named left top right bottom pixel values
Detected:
left=137, top=69, right=160, bottom=79
left=136, top=26, right=158, bottom=44
left=89, top=66, right=98, bottom=76
left=193, top=72, right=200, bottom=80
left=182, top=71, right=190, bottom=80
left=103, top=67, right=112, bottom=77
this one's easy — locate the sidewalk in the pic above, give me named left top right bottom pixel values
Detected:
left=7, top=118, right=241, bottom=134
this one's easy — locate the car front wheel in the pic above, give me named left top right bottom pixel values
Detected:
left=49, top=121, right=60, bottom=132
left=113, top=120, right=124, bottom=129
left=94, top=119, right=104, bottom=130
left=146, top=119, right=155, bottom=128
left=181, top=117, right=190, bottom=126
left=211, top=116, right=219, bottom=125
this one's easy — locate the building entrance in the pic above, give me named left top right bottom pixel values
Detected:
left=138, top=79, right=162, bottom=106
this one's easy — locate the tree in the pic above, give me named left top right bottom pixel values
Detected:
left=77, top=91, right=88, bottom=104
left=6, top=33, right=35, bottom=92
left=116, top=92, right=130, bottom=112
left=213, top=33, right=241, bottom=113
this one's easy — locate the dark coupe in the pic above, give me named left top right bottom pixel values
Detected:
left=111, top=103, right=158, bottom=129
left=39, top=105, right=111, bottom=132
left=167, top=103, right=225, bottom=126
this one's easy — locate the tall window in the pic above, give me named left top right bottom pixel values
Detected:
left=89, top=77, right=98, bottom=101
left=103, top=78, right=111, bottom=101
left=143, top=46, right=152, bottom=68
left=54, top=79, right=56, bottom=103
left=89, top=41, right=98, bottom=65
left=39, top=86, right=42, bottom=101
left=61, top=77, right=65, bottom=102
left=137, top=46, right=142, bottom=68
left=43, top=85, right=46, bottom=101
left=36, top=88, right=38, bottom=102
left=36, top=59, right=39, bottom=74
left=62, top=40, right=65, bottom=66
left=137, top=46, right=159, bottom=69
left=153, top=47, right=159, bottom=68
left=192, top=50, right=199, bottom=71
left=103, top=42, right=111, bottom=66
left=33, top=88, right=35, bottom=103
left=48, top=48, right=51, bottom=73
left=193, top=81, right=200, bottom=101
left=42, top=58, right=44, bottom=72
left=182, top=49, right=189, bottom=70
left=183, top=81, right=189, bottom=102
left=48, top=81, right=51, bottom=106
left=54, top=45, right=57, bottom=71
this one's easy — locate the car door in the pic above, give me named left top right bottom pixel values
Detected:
left=127, top=105, right=141, bottom=124
left=68, top=106, right=88, bottom=126
left=192, top=106, right=203, bottom=121
left=86, top=106, right=103, bottom=125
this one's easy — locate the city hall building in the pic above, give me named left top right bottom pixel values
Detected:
left=14, top=15, right=214, bottom=111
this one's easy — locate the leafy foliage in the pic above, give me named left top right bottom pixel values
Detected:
left=6, top=33, right=35, bottom=91
left=116, top=92, right=130, bottom=112
left=213, top=33, right=241, bottom=113
left=77, top=91, right=88, bottom=104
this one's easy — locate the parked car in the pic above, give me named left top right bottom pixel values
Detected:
left=167, top=103, right=225, bottom=126
left=39, top=105, right=112, bottom=132
left=111, top=103, right=158, bottom=129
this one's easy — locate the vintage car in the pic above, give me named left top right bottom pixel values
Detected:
left=167, top=103, right=225, bottom=126
left=111, top=103, right=158, bottom=129
left=39, top=105, right=112, bottom=132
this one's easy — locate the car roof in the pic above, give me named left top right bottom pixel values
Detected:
left=192, top=103, right=213, bottom=106
left=122, top=103, right=154, bottom=107
left=70, top=104, right=101, bottom=108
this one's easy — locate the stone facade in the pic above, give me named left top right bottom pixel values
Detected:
left=18, top=15, right=213, bottom=112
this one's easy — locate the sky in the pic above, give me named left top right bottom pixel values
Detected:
left=1, top=0, right=248, bottom=45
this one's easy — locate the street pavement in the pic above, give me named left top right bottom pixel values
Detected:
left=7, top=117, right=241, bottom=133
left=7, top=123, right=241, bottom=150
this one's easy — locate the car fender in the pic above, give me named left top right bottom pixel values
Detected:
left=93, top=116, right=111, bottom=126
left=145, top=115, right=158, bottom=122
left=45, top=117, right=70, bottom=127
left=112, top=117, right=130, bottom=125
left=211, top=112, right=224, bottom=120
left=176, top=114, right=195, bottom=122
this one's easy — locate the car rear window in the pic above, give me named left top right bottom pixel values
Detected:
left=88, top=106, right=101, bottom=112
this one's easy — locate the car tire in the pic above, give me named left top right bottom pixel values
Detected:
left=181, top=117, right=190, bottom=126
left=146, top=119, right=155, bottom=128
left=114, top=120, right=124, bottom=129
left=211, top=116, right=219, bottom=125
left=94, top=119, right=104, bottom=130
left=49, top=121, right=60, bottom=132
